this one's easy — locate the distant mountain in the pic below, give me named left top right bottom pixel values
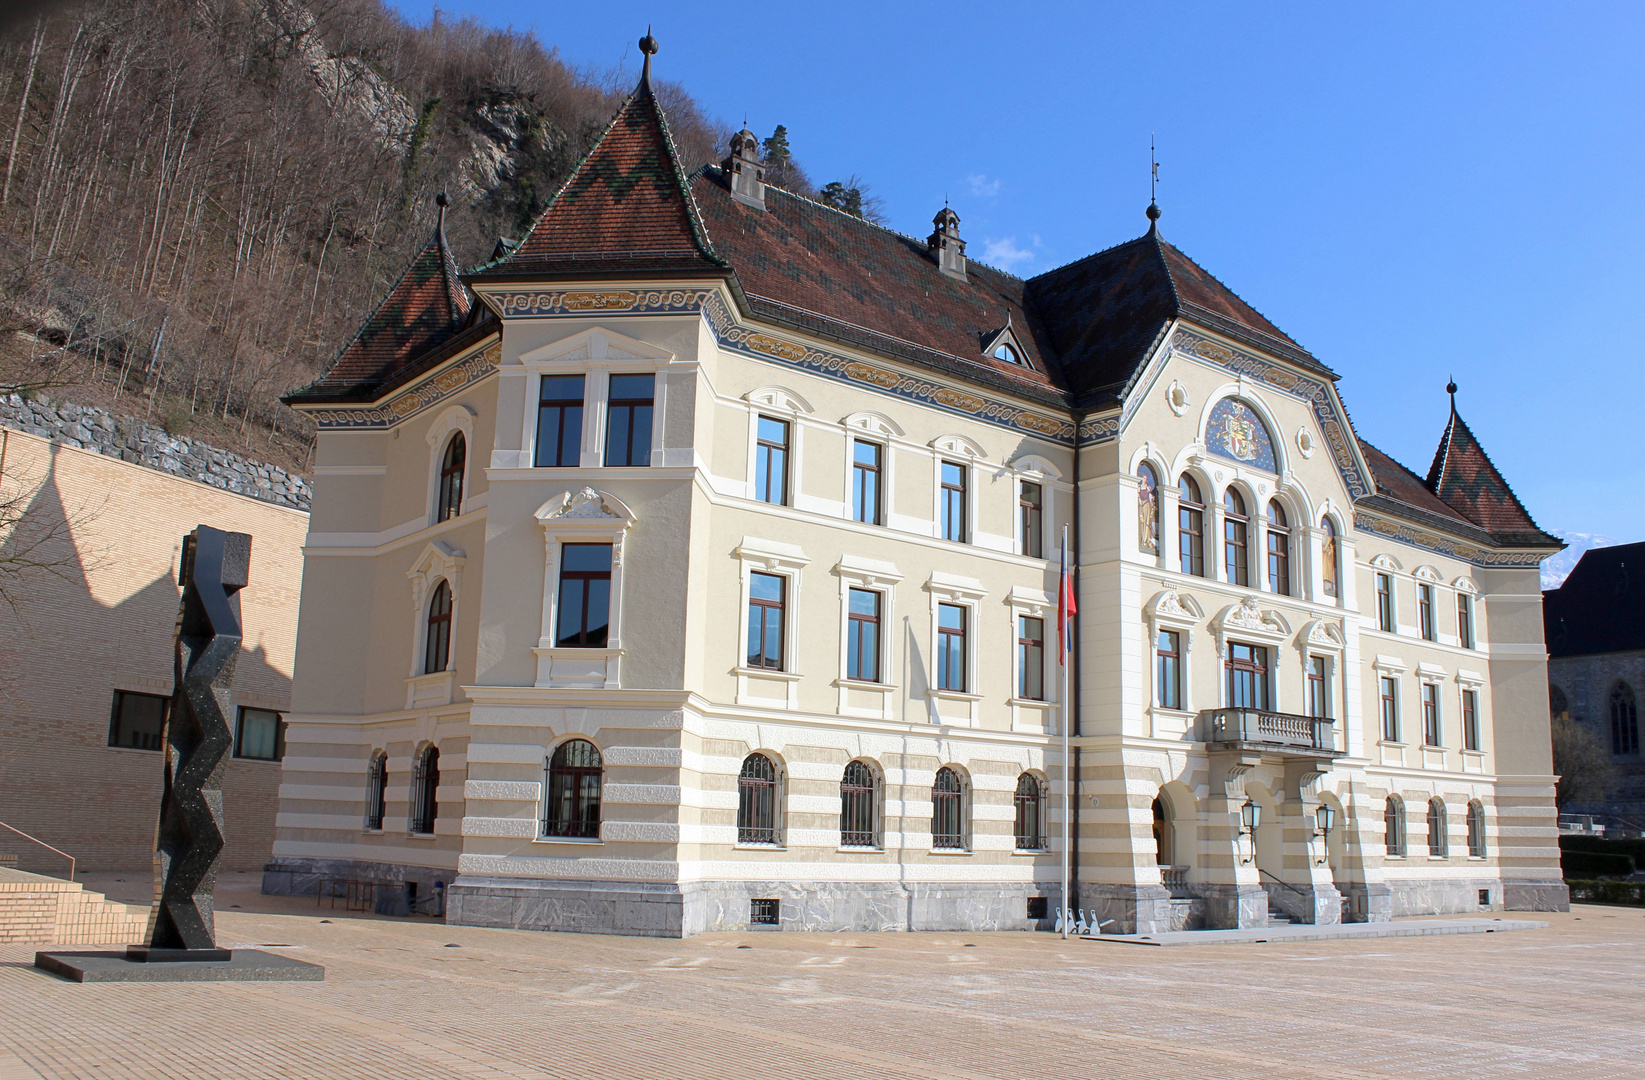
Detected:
left=1543, top=532, right=1620, bottom=590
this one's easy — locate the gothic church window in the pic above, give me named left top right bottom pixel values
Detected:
left=1612, top=683, right=1639, bottom=755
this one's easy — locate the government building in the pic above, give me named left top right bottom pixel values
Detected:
left=265, top=44, right=1567, bottom=935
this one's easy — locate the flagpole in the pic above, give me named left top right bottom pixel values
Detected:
left=1060, top=522, right=1071, bottom=940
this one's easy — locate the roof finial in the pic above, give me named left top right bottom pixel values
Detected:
left=434, top=191, right=450, bottom=245
left=1447, top=376, right=1458, bottom=412
left=639, top=26, right=658, bottom=85
left=1146, top=135, right=1161, bottom=226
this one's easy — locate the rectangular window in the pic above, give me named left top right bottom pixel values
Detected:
left=556, top=543, right=613, bottom=647
left=1156, top=629, right=1181, bottom=710
left=851, top=440, right=882, bottom=524
left=1225, top=642, right=1268, bottom=710
left=846, top=588, right=881, bottom=682
left=1307, top=656, right=1329, bottom=719
left=234, top=707, right=284, bottom=761
left=1019, top=481, right=1043, bottom=559
left=940, top=461, right=967, bottom=542
left=1018, top=616, right=1045, bottom=700
left=754, top=417, right=789, bottom=505
left=1463, top=688, right=1481, bottom=751
left=747, top=572, right=786, bottom=670
left=108, top=690, right=168, bottom=751
left=1457, top=594, right=1474, bottom=649
left=535, top=375, right=585, bottom=468
left=1376, top=573, right=1395, bottom=633
left=1419, top=583, right=1436, bottom=641
left=1423, top=683, right=1442, bottom=746
left=1380, top=676, right=1400, bottom=741
left=937, top=603, right=967, bottom=691
left=603, top=374, right=654, bottom=467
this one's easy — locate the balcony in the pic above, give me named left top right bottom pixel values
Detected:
left=1199, top=708, right=1342, bottom=758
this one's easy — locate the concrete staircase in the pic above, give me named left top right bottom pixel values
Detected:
left=0, top=868, right=149, bottom=945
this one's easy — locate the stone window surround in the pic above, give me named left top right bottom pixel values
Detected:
left=923, top=762, right=974, bottom=854
left=734, top=536, right=810, bottom=710
left=534, top=734, right=606, bottom=846
left=532, top=488, right=636, bottom=690
left=1417, top=661, right=1449, bottom=760
left=1007, top=453, right=1062, bottom=561
left=509, top=326, right=680, bottom=471
left=1373, top=653, right=1408, bottom=747
left=743, top=385, right=813, bottom=509
left=840, top=411, right=903, bottom=526
left=733, top=748, right=789, bottom=850
left=1456, top=667, right=1488, bottom=764
left=1209, top=598, right=1290, bottom=711
left=837, top=756, right=886, bottom=852
left=1370, top=555, right=1480, bottom=652
left=832, top=555, right=903, bottom=720
left=1007, top=585, right=1060, bottom=736
left=406, top=541, right=465, bottom=709
left=1298, top=618, right=1345, bottom=743
left=923, top=572, right=988, bottom=725
left=1145, top=588, right=1203, bottom=722
left=424, top=404, right=475, bottom=525
left=930, top=434, right=987, bottom=546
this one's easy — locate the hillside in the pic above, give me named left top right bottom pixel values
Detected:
left=0, top=1, right=846, bottom=473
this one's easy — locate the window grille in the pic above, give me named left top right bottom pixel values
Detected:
left=737, top=754, right=779, bottom=844
left=409, top=746, right=439, bottom=835
left=931, top=767, right=965, bottom=849
left=750, top=898, right=779, bottom=925
left=543, top=740, right=602, bottom=839
left=1014, top=773, right=1045, bottom=850
left=365, top=753, right=387, bottom=830
left=1384, top=796, right=1405, bottom=857
left=840, top=760, right=878, bottom=847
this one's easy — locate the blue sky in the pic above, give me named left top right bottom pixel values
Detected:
left=392, top=1, right=1645, bottom=543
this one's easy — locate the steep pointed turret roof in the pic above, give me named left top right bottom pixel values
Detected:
left=1022, top=218, right=1332, bottom=410
left=483, top=71, right=723, bottom=279
left=288, top=202, right=473, bottom=402
left=1425, top=400, right=1553, bottom=543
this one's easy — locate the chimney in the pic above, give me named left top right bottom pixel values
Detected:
left=723, top=126, right=765, bottom=210
left=928, top=205, right=966, bottom=280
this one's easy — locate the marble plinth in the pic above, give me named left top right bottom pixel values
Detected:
left=35, top=949, right=324, bottom=983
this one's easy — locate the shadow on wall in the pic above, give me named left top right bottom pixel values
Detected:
left=0, top=440, right=291, bottom=874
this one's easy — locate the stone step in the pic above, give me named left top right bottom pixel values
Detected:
left=0, top=868, right=149, bottom=945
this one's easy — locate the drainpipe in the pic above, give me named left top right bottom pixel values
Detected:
left=1069, top=411, right=1083, bottom=913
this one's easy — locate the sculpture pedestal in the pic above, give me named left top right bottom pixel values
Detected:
left=34, top=949, right=324, bottom=983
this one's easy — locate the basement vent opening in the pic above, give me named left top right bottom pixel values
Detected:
left=1026, top=897, right=1049, bottom=920
left=750, top=898, right=779, bottom=925
left=1478, top=889, right=1491, bottom=906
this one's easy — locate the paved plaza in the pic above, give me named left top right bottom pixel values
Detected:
left=3, top=878, right=1642, bottom=1079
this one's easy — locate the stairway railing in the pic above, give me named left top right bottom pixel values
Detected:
left=0, top=820, right=75, bottom=881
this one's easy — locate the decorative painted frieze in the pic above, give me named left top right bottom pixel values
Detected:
left=308, top=342, right=501, bottom=430
left=1353, top=511, right=1546, bottom=568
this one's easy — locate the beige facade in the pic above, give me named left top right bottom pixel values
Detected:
left=0, top=429, right=308, bottom=875
left=269, top=286, right=1564, bottom=934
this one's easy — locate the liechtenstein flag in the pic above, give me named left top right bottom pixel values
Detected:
left=1058, top=537, right=1077, bottom=665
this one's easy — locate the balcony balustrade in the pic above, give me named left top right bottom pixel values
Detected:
left=1198, top=708, right=1342, bottom=758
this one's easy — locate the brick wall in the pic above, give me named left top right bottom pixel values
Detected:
left=0, top=429, right=307, bottom=873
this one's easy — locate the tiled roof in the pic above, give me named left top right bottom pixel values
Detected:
left=1358, top=439, right=1479, bottom=527
left=493, top=74, right=722, bottom=278
left=691, top=173, right=1066, bottom=405
left=1545, top=541, right=1645, bottom=657
left=289, top=212, right=470, bottom=401
left=1426, top=405, right=1551, bottom=542
left=1022, top=225, right=1329, bottom=410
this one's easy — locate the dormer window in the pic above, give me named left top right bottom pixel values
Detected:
left=993, top=343, right=1021, bottom=364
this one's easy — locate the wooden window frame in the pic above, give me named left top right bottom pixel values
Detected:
left=851, top=439, right=882, bottom=524
left=754, top=416, right=790, bottom=505
left=1375, top=573, right=1395, bottom=633
left=1224, top=641, right=1268, bottom=710
left=534, top=375, right=585, bottom=468
left=940, top=460, right=968, bottom=543
left=543, top=739, right=603, bottom=840
left=424, top=580, right=452, bottom=674
left=436, top=433, right=465, bottom=521
left=1018, top=615, right=1045, bottom=701
left=603, top=373, right=655, bottom=468
left=1418, top=583, right=1437, bottom=641
left=936, top=602, right=968, bottom=691
left=1223, top=489, right=1249, bottom=587
left=1266, top=501, right=1290, bottom=596
left=846, top=587, right=882, bottom=683
left=1422, top=682, right=1442, bottom=746
left=1156, top=629, right=1181, bottom=711
left=1178, top=475, right=1205, bottom=577
left=747, top=571, right=787, bottom=671
left=1462, top=688, right=1481, bottom=751
left=1019, top=480, right=1043, bottom=559
left=1380, top=675, right=1400, bottom=742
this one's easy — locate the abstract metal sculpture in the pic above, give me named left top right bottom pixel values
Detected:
left=133, top=524, right=250, bottom=961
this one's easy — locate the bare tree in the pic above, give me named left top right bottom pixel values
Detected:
left=1551, top=714, right=1619, bottom=811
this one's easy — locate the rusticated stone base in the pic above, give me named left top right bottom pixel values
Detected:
left=1386, top=877, right=1518, bottom=917
left=262, top=856, right=454, bottom=912
left=1341, top=882, right=1394, bottom=923
left=1079, top=884, right=1175, bottom=934
left=1199, top=884, right=1269, bottom=929
left=1265, top=881, right=1344, bottom=925
left=1503, top=879, right=1571, bottom=912
left=445, top=876, right=1064, bottom=937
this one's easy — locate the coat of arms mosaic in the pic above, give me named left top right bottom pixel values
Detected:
left=1205, top=398, right=1276, bottom=472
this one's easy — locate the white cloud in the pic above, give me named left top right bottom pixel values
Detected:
left=981, top=236, right=1034, bottom=269
left=967, top=173, right=1002, bottom=198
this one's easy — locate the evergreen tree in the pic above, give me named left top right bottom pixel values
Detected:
left=820, top=182, right=864, bottom=217
left=761, top=125, right=792, bottom=172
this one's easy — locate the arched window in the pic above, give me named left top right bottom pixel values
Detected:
left=1152, top=796, right=1171, bottom=866
left=931, top=767, right=966, bottom=850
left=840, top=760, right=879, bottom=848
left=993, top=343, right=1021, bottom=364
left=437, top=433, right=465, bottom=522
left=1320, top=517, right=1340, bottom=599
left=1137, top=463, right=1160, bottom=554
left=737, top=753, right=779, bottom=844
left=1266, top=500, right=1290, bottom=596
left=1549, top=685, right=1569, bottom=722
left=1177, top=475, right=1205, bottom=577
left=543, top=739, right=602, bottom=838
left=1013, top=773, right=1045, bottom=850
left=409, top=745, right=439, bottom=834
left=1384, top=796, right=1405, bottom=857
left=365, top=751, right=387, bottom=830
left=1611, top=683, right=1639, bottom=755
left=424, top=580, right=452, bottom=675
left=1223, top=488, right=1249, bottom=586
left=1427, top=798, right=1448, bottom=857
left=1467, top=800, right=1486, bottom=858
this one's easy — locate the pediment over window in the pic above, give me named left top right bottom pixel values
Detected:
left=1370, top=553, right=1403, bottom=571
left=1452, top=576, right=1478, bottom=594
left=931, top=433, right=987, bottom=459
left=409, top=539, right=466, bottom=581
left=1212, top=597, right=1289, bottom=638
left=1413, top=564, right=1444, bottom=583
left=517, top=326, right=674, bottom=367
left=536, top=487, right=635, bottom=525
left=1008, top=452, right=1064, bottom=480
left=841, top=410, right=905, bottom=438
left=1146, top=589, right=1204, bottom=623
left=745, top=385, right=814, bottom=415
left=1300, top=618, right=1344, bottom=650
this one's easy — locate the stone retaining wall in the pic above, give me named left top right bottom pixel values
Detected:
left=1, top=393, right=310, bottom=510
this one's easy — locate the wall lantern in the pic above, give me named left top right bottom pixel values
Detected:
left=1240, top=798, right=1261, bottom=834
left=1316, top=804, right=1336, bottom=838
